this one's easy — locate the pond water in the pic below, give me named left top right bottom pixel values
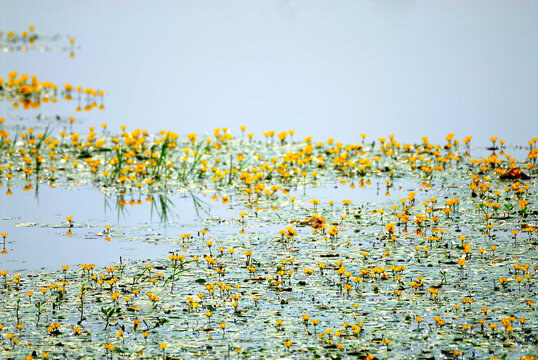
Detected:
left=0, top=0, right=537, bottom=144
left=0, top=185, right=205, bottom=272
left=0, top=2, right=537, bottom=359
left=0, top=178, right=413, bottom=272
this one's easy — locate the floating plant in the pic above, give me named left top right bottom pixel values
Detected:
left=0, top=25, right=76, bottom=56
left=0, top=25, right=537, bottom=360
left=0, top=125, right=536, bottom=359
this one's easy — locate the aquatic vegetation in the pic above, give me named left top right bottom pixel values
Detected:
left=0, top=25, right=76, bottom=56
left=0, top=72, right=105, bottom=111
left=1, top=25, right=537, bottom=360
left=1, top=123, right=534, bottom=199
left=0, top=123, right=536, bottom=359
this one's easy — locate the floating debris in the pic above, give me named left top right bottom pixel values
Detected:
left=500, top=167, right=530, bottom=180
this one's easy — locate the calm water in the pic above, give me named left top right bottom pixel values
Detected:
left=0, top=179, right=412, bottom=271
left=0, top=185, right=210, bottom=271
left=0, top=0, right=537, bottom=145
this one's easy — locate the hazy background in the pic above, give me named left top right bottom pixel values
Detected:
left=1, top=0, right=537, bottom=145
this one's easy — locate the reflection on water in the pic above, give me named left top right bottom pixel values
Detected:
left=0, top=176, right=416, bottom=271
left=0, top=184, right=218, bottom=272
left=103, top=191, right=210, bottom=223
left=0, top=183, right=218, bottom=225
